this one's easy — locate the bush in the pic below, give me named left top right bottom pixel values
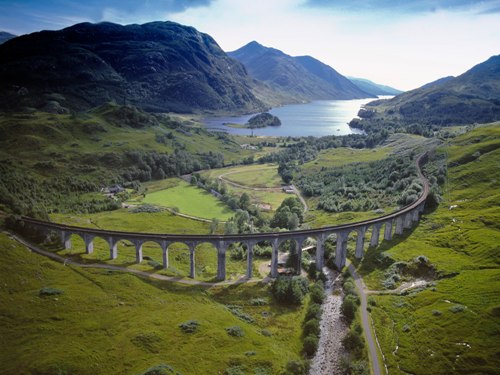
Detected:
left=305, top=303, right=322, bottom=321
left=341, top=295, right=359, bottom=322
left=226, top=326, right=244, bottom=337
left=250, top=298, right=267, bottom=306
left=285, top=360, right=309, bottom=375
left=39, top=287, right=64, bottom=297
left=178, top=320, right=199, bottom=333
left=449, top=304, right=465, bottom=313
left=303, top=334, right=319, bottom=356
left=342, top=330, right=364, bottom=352
left=303, top=318, right=320, bottom=337
left=226, top=305, right=254, bottom=323
left=139, top=364, right=181, bottom=375
left=271, top=276, right=309, bottom=305
left=309, top=282, right=325, bottom=304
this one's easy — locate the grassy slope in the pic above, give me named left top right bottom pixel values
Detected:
left=359, top=123, right=500, bottom=374
left=0, top=232, right=305, bottom=375
left=142, top=178, right=234, bottom=220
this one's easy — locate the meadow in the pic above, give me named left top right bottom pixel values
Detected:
left=0, top=232, right=306, bottom=375
left=357, top=123, right=500, bottom=374
left=141, top=178, right=234, bottom=221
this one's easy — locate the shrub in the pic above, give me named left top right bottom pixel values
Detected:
left=342, top=330, right=364, bottom=352
left=178, top=320, right=199, bottom=333
left=226, top=305, right=254, bottom=323
left=309, top=282, right=325, bottom=304
left=148, top=260, right=162, bottom=270
left=449, top=304, right=465, bottom=313
left=39, top=287, right=64, bottom=296
left=226, top=326, right=244, bottom=337
left=303, top=318, right=321, bottom=337
left=250, top=298, right=267, bottom=306
left=261, top=329, right=272, bottom=337
left=305, top=303, right=322, bottom=321
left=285, top=360, right=309, bottom=375
left=432, top=310, right=442, bottom=316
left=402, top=324, right=411, bottom=332
left=139, top=364, right=181, bottom=375
left=303, top=334, right=319, bottom=356
left=271, top=276, right=308, bottom=305
left=224, top=366, right=245, bottom=375
left=341, top=295, right=359, bottom=322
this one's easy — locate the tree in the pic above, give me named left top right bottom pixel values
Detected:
left=209, top=218, right=219, bottom=234
left=239, top=193, right=250, bottom=210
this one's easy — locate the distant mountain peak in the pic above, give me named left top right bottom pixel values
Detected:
left=228, top=41, right=374, bottom=101
left=0, top=31, right=16, bottom=44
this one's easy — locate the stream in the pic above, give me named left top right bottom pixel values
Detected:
left=309, top=267, right=348, bottom=374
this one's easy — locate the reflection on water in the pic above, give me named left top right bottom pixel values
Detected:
left=203, top=98, right=379, bottom=137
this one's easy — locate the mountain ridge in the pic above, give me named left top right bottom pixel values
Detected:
left=0, top=21, right=266, bottom=114
left=348, top=77, right=402, bottom=96
left=357, top=55, right=500, bottom=127
left=228, top=41, right=375, bottom=102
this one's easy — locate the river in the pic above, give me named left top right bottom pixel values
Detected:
left=309, top=267, right=348, bottom=374
left=202, top=98, right=378, bottom=137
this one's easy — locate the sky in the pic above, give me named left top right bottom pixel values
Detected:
left=0, top=0, right=499, bottom=90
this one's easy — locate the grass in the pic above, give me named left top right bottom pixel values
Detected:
left=50, top=209, right=266, bottom=281
left=357, top=122, right=500, bottom=374
left=200, top=164, right=290, bottom=213
left=300, top=146, right=392, bottom=174
left=0, top=232, right=306, bottom=374
left=223, top=167, right=282, bottom=188
left=141, top=178, right=234, bottom=221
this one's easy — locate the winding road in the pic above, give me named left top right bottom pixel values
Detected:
left=348, top=263, right=383, bottom=375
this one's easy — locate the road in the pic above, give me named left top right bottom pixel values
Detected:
left=348, top=263, right=383, bottom=375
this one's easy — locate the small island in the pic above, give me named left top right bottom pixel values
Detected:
left=247, top=112, right=281, bottom=128
left=223, top=112, right=282, bottom=129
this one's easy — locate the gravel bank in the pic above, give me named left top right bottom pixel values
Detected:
left=309, top=267, right=348, bottom=375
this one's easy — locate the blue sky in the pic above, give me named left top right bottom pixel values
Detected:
left=1, top=0, right=499, bottom=90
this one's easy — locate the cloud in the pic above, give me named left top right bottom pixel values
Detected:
left=170, top=0, right=500, bottom=90
left=303, top=0, right=500, bottom=14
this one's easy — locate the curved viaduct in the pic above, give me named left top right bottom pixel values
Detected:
left=17, top=154, right=430, bottom=281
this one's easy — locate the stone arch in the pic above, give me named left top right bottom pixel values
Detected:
left=194, top=241, right=221, bottom=281
left=139, top=240, right=165, bottom=268
left=167, top=241, right=194, bottom=278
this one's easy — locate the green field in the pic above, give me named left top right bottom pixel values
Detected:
left=357, top=123, right=500, bottom=374
left=0, top=232, right=305, bottom=374
left=223, top=167, right=282, bottom=188
left=200, top=164, right=290, bottom=213
left=142, top=178, right=234, bottom=221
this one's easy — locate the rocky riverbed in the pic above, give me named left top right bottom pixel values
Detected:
left=309, top=267, right=348, bottom=375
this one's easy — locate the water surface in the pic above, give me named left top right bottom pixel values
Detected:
left=203, top=98, right=378, bottom=137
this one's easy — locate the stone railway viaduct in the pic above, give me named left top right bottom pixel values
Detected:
left=18, top=154, right=430, bottom=281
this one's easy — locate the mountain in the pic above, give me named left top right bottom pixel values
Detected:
left=0, top=31, right=16, bottom=44
left=0, top=22, right=265, bottom=114
left=348, top=77, right=402, bottom=96
left=228, top=41, right=374, bottom=102
left=359, top=55, right=500, bottom=126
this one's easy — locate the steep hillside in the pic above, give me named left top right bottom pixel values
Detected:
left=348, top=77, right=402, bottom=96
left=228, top=41, right=373, bottom=102
left=359, top=123, right=500, bottom=374
left=0, top=104, right=261, bottom=216
left=357, top=55, right=500, bottom=127
left=0, top=22, right=265, bottom=114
